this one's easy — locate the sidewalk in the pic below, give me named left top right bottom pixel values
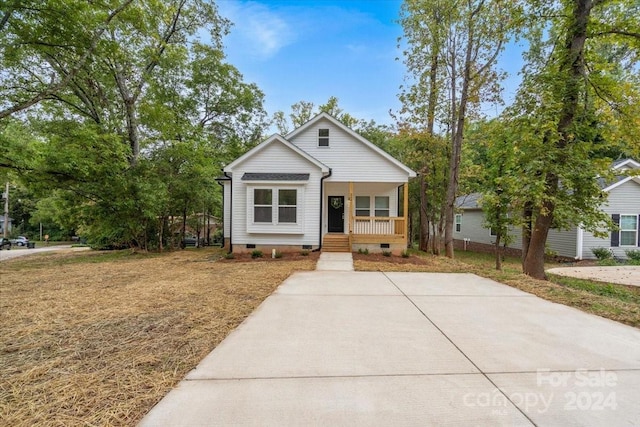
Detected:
left=315, top=252, right=354, bottom=271
left=140, top=271, right=640, bottom=426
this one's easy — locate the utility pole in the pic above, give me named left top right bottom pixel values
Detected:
left=3, top=182, right=8, bottom=238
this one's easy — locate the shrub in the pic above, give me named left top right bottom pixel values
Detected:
left=624, top=249, right=640, bottom=261
left=251, top=249, right=263, bottom=259
left=274, top=250, right=283, bottom=259
left=300, top=250, right=309, bottom=256
left=401, top=250, right=410, bottom=258
left=382, top=250, right=392, bottom=257
left=224, top=252, right=235, bottom=260
left=597, top=258, right=617, bottom=266
left=358, top=248, right=369, bottom=255
left=591, top=247, right=613, bottom=260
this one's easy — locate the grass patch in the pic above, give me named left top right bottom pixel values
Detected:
left=354, top=249, right=640, bottom=328
left=0, top=247, right=316, bottom=425
left=548, top=274, right=640, bottom=304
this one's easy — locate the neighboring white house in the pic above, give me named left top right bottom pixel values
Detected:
left=454, top=158, right=640, bottom=260
left=217, top=112, right=416, bottom=253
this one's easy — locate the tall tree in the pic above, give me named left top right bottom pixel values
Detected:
left=400, top=0, right=520, bottom=257
left=514, top=0, right=640, bottom=278
left=1, top=0, right=267, bottom=250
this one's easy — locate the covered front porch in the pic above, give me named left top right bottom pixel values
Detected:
left=322, top=181, right=409, bottom=253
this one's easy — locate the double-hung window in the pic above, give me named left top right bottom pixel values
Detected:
left=455, top=214, right=462, bottom=232
left=620, top=215, right=638, bottom=246
left=374, top=196, right=389, bottom=217
left=318, top=129, right=329, bottom=146
left=254, top=189, right=272, bottom=223
left=355, top=196, right=370, bottom=216
left=278, top=189, right=297, bottom=223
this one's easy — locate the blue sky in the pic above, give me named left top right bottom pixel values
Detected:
left=217, top=0, right=525, bottom=128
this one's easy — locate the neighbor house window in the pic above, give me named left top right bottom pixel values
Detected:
left=278, top=189, right=297, bottom=223
left=318, top=128, right=329, bottom=146
left=374, top=196, right=390, bottom=217
left=355, top=196, right=370, bottom=216
left=455, top=214, right=462, bottom=232
left=254, top=189, right=272, bottom=223
left=490, top=228, right=498, bottom=236
left=620, top=214, right=638, bottom=246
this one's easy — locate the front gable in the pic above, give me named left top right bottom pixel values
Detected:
left=286, top=113, right=416, bottom=182
left=224, top=134, right=328, bottom=174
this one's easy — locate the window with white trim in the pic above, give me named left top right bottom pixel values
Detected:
left=374, top=196, right=390, bottom=217
left=355, top=196, right=370, bottom=216
left=455, top=214, right=462, bottom=232
left=620, top=214, right=638, bottom=246
left=318, top=128, right=329, bottom=146
left=490, top=227, right=497, bottom=236
left=278, top=189, right=297, bottom=223
left=254, top=189, right=272, bottom=223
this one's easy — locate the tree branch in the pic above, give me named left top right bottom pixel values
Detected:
left=0, top=0, right=133, bottom=120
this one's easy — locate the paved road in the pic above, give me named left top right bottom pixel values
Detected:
left=141, top=271, right=640, bottom=426
left=0, top=245, right=90, bottom=262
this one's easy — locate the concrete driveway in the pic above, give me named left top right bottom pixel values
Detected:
left=140, top=272, right=640, bottom=426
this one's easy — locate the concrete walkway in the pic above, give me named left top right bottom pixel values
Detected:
left=315, top=251, right=354, bottom=271
left=140, top=272, right=640, bottom=426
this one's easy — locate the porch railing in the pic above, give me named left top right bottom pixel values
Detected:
left=352, top=216, right=405, bottom=236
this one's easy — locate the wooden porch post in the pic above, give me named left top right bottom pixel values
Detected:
left=348, top=181, right=354, bottom=249
left=403, top=182, right=409, bottom=247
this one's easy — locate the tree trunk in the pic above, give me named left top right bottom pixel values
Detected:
left=521, top=201, right=532, bottom=265
left=523, top=0, right=592, bottom=279
left=523, top=197, right=555, bottom=279
left=181, top=205, right=187, bottom=249
left=419, top=173, right=429, bottom=251
left=495, top=233, right=502, bottom=271
left=444, top=27, right=473, bottom=258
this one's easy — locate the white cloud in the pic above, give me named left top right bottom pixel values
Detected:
left=218, top=1, right=296, bottom=60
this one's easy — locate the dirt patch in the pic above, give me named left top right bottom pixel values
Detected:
left=0, top=248, right=316, bottom=426
left=220, top=251, right=320, bottom=263
left=353, top=252, right=469, bottom=272
left=546, top=266, right=640, bottom=287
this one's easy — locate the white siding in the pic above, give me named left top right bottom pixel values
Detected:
left=323, top=182, right=400, bottom=235
left=581, top=180, right=640, bottom=259
left=546, top=228, right=577, bottom=258
left=455, top=210, right=578, bottom=257
left=453, top=210, right=519, bottom=246
left=289, top=118, right=409, bottom=182
left=230, top=140, right=323, bottom=247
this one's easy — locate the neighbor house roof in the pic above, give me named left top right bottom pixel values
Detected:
left=456, top=193, right=482, bottom=210
left=241, top=173, right=310, bottom=181
left=602, top=158, right=640, bottom=192
left=285, top=112, right=417, bottom=178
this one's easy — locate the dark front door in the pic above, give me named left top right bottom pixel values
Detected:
left=328, top=196, right=344, bottom=233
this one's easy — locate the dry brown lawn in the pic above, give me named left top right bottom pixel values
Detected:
left=0, top=248, right=317, bottom=426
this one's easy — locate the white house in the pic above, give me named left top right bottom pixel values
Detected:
left=454, top=158, right=640, bottom=260
left=217, top=113, right=416, bottom=253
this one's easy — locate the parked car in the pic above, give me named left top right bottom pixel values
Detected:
left=10, top=236, right=29, bottom=246
left=0, top=238, right=11, bottom=250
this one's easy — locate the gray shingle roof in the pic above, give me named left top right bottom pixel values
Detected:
left=241, top=173, right=310, bottom=181
left=456, top=193, right=482, bottom=209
